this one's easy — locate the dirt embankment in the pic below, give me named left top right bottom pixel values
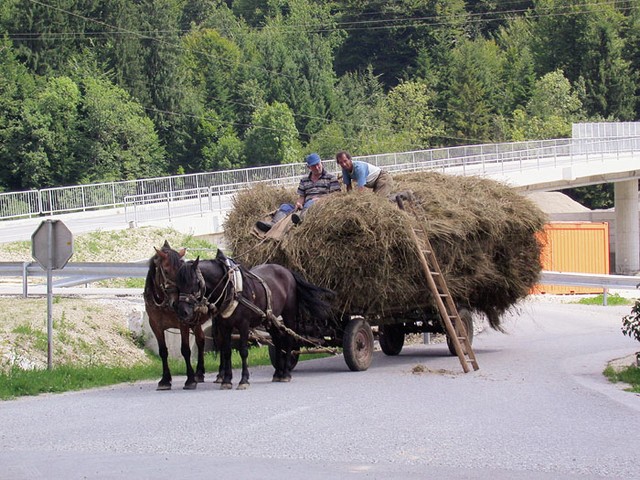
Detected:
left=0, top=227, right=213, bottom=373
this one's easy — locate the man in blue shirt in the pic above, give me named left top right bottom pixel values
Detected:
left=336, top=151, right=393, bottom=196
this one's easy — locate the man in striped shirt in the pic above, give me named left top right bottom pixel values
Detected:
left=256, top=153, right=340, bottom=232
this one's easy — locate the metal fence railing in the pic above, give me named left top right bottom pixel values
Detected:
left=2, top=127, right=639, bottom=221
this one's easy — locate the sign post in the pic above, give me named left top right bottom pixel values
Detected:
left=31, top=220, right=74, bottom=370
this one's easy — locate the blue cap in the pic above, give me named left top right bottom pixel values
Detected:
left=305, top=153, right=321, bottom=166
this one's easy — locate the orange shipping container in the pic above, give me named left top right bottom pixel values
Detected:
left=533, top=222, right=610, bottom=295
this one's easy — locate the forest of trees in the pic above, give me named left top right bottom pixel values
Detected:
left=0, top=0, right=638, bottom=193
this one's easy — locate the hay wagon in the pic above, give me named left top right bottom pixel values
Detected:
left=228, top=171, right=547, bottom=373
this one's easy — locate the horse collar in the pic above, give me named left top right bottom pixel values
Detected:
left=220, top=257, right=243, bottom=318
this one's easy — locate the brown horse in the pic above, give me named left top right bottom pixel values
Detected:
left=144, top=240, right=210, bottom=390
left=174, top=249, right=336, bottom=389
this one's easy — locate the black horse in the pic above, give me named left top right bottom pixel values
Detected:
left=174, top=249, right=335, bottom=389
left=144, top=241, right=210, bottom=390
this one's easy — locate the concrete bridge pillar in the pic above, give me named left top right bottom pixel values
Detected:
left=614, top=179, right=639, bottom=274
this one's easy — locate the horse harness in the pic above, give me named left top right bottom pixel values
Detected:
left=179, top=257, right=282, bottom=328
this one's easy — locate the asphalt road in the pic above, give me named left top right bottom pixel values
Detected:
left=0, top=209, right=131, bottom=244
left=0, top=299, right=638, bottom=480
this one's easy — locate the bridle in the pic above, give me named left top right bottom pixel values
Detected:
left=151, top=256, right=179, bottom=309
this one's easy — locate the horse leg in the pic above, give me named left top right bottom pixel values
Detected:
left=219, top=325, right=234, bottom=390
left=211, top=321, right=224, bottom=384
left=275, top=309, right=296, bottom=383
left=150, top=319, right=172, bottom=390
left=237, top=327, right=251, bottom=390
left=269, top=330, right=286, bottom=383
left=193, top=324, right=205, bottom=383
left=280, top=334, right=294, bottom=383
left=180, top=324, right=197, bottom=390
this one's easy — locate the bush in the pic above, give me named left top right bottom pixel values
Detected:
left=622, top=300, right=640, bottom=343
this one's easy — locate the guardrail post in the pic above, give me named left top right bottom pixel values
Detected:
left=22, top=262, right=29, bottom=298
left=603, top=287, right=608, bottom=306
left=166, top=192, right=172, bottom=221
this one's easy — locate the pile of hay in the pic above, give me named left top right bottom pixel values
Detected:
left=224, top=172, right=547, bottom=330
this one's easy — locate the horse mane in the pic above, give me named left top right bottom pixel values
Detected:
left=144, top=254, right=158, bottom=299
left=176, top=259, right=197, bottom=287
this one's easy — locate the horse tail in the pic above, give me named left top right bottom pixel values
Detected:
left=291, top=271, right=336, bottom=324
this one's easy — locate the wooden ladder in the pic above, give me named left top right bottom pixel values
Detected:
left=397, top=197, right=479, bottom=372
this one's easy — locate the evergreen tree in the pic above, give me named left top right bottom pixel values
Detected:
left=248, top=0, right=342, bottom=139
left=334, top=0, right=468, bottom=89
left=445, top=38, right=504, bottom=142
left=531, top=0, right=636, bottom=119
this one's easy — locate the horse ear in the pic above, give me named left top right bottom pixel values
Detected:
left=162, top=240, right=170, bottom=248
left=216, top=249, right=226, bottom=261
left=192, top=256, right=200, bottom=269
left=178, top=248, right=186, bottom=258
left=155, top=247, right=168, bottom=259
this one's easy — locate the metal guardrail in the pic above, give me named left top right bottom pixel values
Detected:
left=1, top=262, right=638, bottom=303
left=539, top=271, right=640, bottom=289
left=0, top=261, right=149, bottom=297
left=2, top=134, right=639, bottom=221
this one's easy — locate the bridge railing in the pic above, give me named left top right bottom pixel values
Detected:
left=2, top=136, right=639, bottom=221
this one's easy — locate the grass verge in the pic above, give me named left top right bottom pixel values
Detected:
left=603, top=363, right=640, bottom=393
left=576, top=293, right=634, bottom=306
left=0, top=347, right=325, bottom=400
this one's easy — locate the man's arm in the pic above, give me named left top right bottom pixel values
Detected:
left=352, top=163, right=367, bottom=188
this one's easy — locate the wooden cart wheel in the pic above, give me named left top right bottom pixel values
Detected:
left=342, top=318, right=374, bottom=371
left=447, top=308, right=474, bottom=356
left=379, top=323, right=405, bottom=356
left=268, top=344, right=300, bottom=371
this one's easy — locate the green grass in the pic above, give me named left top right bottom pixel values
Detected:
left=575, top=293, right=635, bottom=306
left=604, top=364, right=640, bottom=393
left=0, top=347, right=325, bottom=400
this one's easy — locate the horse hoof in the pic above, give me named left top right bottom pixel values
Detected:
left=237, top=383, right=250, bottom=390
left=156, top=384, right=171, bottom=391
left=213, top=376, right=223, bottom=384
left=183, top=382, right=197, bottom=390
left=220, top=383, right=233, bottom=390
left=272, top=376, right=282, bottom=383
left=195, top=374, right=205, bottom=383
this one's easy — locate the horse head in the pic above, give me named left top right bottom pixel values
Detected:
left=148, top=240, right=186, bottom=308
left=175, top=257, right=211, bottom=325
left=175, top=254, right=237, bottom=326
